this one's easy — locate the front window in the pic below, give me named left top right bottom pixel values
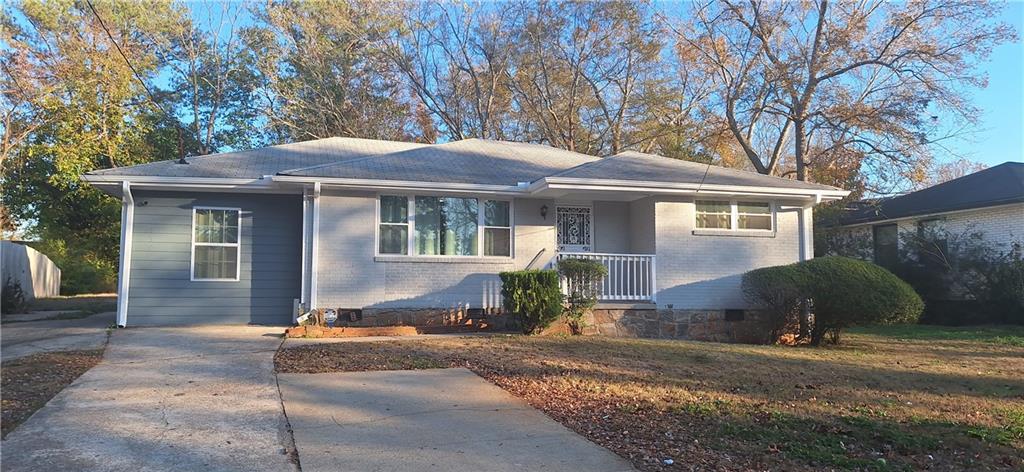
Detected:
left=696, top=200, right=773, bottom=231
left=192, top=208, right=240, bottom=281
left=378, top=195, right=512, bottom=257
left=695, top=201, right=732, bottom=229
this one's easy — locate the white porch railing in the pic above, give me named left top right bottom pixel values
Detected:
left=556, top=252, right=656, bottom=302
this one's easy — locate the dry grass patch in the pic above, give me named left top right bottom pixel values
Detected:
left=276, top=326, right=1024, bottom=471
left=1, top=349, right=105, bottom=438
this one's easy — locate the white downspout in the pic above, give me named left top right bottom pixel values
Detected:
left=115, top=181, right=134, bottom=327
left=300, top=188, right=309, bottom=314
left=309, top=182, right=321, bottom=311
left=799, top=205, right=814, bottom=261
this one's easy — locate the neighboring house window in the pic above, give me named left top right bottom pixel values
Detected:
left=483, top=200, right=511, bottom=257
left=916, top=218, right=948, bottom=266
left=696, top=200, right=773, bottom=231
left=872, top=223, right=899, bottom=269
left=379, top=195, right=409, bottom=255
left=378, top=195, right=512, bottom=257
left=192, top=208, right=240, bottom=281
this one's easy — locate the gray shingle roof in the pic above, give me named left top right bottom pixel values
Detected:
left=549, top=151, right=841, bottom=191
left=834, top=162, right=1024, bottom=226
left=280, top=138, right=600, bottom=186
left=86, top=137, right=845, bottom=194
left=86, top=137, right=427, bottom=179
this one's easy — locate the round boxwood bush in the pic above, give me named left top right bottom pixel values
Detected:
left=741, top=263, right=811, bottom=344
left=802, top=256, right=924, bottom=345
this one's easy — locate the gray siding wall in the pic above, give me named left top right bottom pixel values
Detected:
left=128, top=191, right=302, bottom=325
left=315, top=191, right=556, bottom=310
left=593, top=201, right=630, bottom=253
left=653, top=197, right=804, bottom=309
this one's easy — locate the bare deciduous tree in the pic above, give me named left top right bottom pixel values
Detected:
left=675, top=0, right=1014, bottom=191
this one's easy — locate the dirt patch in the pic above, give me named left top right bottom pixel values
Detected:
left=275, top=329, right=1024, bottom=471
left=1, top=349, right=105, bottom=438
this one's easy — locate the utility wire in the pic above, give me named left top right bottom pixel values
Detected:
left=85, top=0, right=190, bottom=164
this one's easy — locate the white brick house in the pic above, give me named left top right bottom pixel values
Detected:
left=83, top=138, right=847, bottom=338
left=825, top=162, right=1023, bottom=269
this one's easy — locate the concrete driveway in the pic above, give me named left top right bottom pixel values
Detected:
left=278, top=368, right=635, bottom=472
left=1, top=326, right=296, bottom=472
left=1, top=311, right=114, bottom=360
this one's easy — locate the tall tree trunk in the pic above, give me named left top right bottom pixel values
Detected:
left=794, top=117, right=807, bottom=181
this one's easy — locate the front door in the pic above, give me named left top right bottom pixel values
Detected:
left=556, top=206, right=593, bottom=252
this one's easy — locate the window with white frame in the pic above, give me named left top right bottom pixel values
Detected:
left=483, top=200, right=511, bottom=256
left=695, top=200, right=773, bottom=231
left=192, top=208, right=240, bottom=280
left=378, top=195, right=512, bottom=257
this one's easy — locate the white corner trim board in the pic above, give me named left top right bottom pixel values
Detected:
left=116, top=181, right=134, bottom=327
left=309, top=182, right=321, bottom=310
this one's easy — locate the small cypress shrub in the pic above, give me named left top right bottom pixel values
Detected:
left=499, top=270, right=562, bottom=334
left=557, top=258, right=608, bottom=335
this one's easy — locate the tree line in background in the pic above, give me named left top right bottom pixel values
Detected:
left=0, top=0, right=1013, bottom=293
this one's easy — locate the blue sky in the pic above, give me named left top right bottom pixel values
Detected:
left=182, top=2, right=1023, bottom=167
left=951, top=1, right=1024, bottom=166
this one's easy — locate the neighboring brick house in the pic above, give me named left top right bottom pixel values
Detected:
left=825, top=162, right=1023, bottom=269
left=823, top=162, right=1023, bottom=324
left=83, top=137, right=848, bottom=341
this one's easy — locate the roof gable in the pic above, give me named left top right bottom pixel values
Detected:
left=87, top=137, right=427, bottom=179
left=279, top=138, right=600, bottom=186
left=548, top=151, right=841, bottom=192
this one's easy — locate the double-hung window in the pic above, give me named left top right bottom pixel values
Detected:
left=192, top=208, right=240, bottom=281
left=696, top=200, right=773, bottom=232
left=483, top=200, right=511, bottom=257
left=377, top=195, right=512, bottom=257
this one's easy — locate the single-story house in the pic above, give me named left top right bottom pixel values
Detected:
left=83, top=138, right=848, bottom=340
left=824, top=162, right=1023, bottom=269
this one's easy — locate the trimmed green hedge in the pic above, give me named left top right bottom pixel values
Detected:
left=499, top=269, right=562, bottom=334
left=741, top=263, right=811, bottom=344
left=804, top=256, right=923, bottom=344
left=742, top=256, right=924, bottom=345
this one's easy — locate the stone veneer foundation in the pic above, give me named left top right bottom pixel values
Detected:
left=330, top=306, right=766, bottom=343
left=586, top=308, right=767, bottom=343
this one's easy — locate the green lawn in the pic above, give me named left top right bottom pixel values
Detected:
left=277, top=324, right=1024, bottom=471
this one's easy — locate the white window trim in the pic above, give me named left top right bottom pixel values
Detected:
left=375, top=194, right=515, bottom=259
left=695, top=200, right=775, bottom=232
left=190, top=206, right=242, bottom=282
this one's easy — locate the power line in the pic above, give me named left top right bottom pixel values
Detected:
left=84, top=0, right=190, bottom=164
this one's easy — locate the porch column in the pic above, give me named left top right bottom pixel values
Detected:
left=115, top=181, right=134, bottom=327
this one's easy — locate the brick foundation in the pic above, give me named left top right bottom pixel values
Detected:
left=327, top=307, right=766, bottom=343
left=333, top=308, right=518, bottom=331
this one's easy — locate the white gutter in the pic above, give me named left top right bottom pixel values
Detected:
left=83, top=174, right=270, bottom=186
left=534, top=177, right=849, bottom=201
left=300, top=187, right=310, bottom=313
left=115, top=181, right=134, bottom=327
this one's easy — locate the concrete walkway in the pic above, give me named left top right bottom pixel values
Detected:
left=278, top=368, right=635, bottom=472
left=1, top=326, right=296, bottom=472
left=1, top=311, right=114, bottom=361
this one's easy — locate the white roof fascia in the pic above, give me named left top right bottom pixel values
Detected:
left=534, top=177, right=849, bottom=201
left=271, top=175, right=526, bottom=196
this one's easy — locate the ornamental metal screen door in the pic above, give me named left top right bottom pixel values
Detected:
left=556, top=206, right=592, bottom=252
